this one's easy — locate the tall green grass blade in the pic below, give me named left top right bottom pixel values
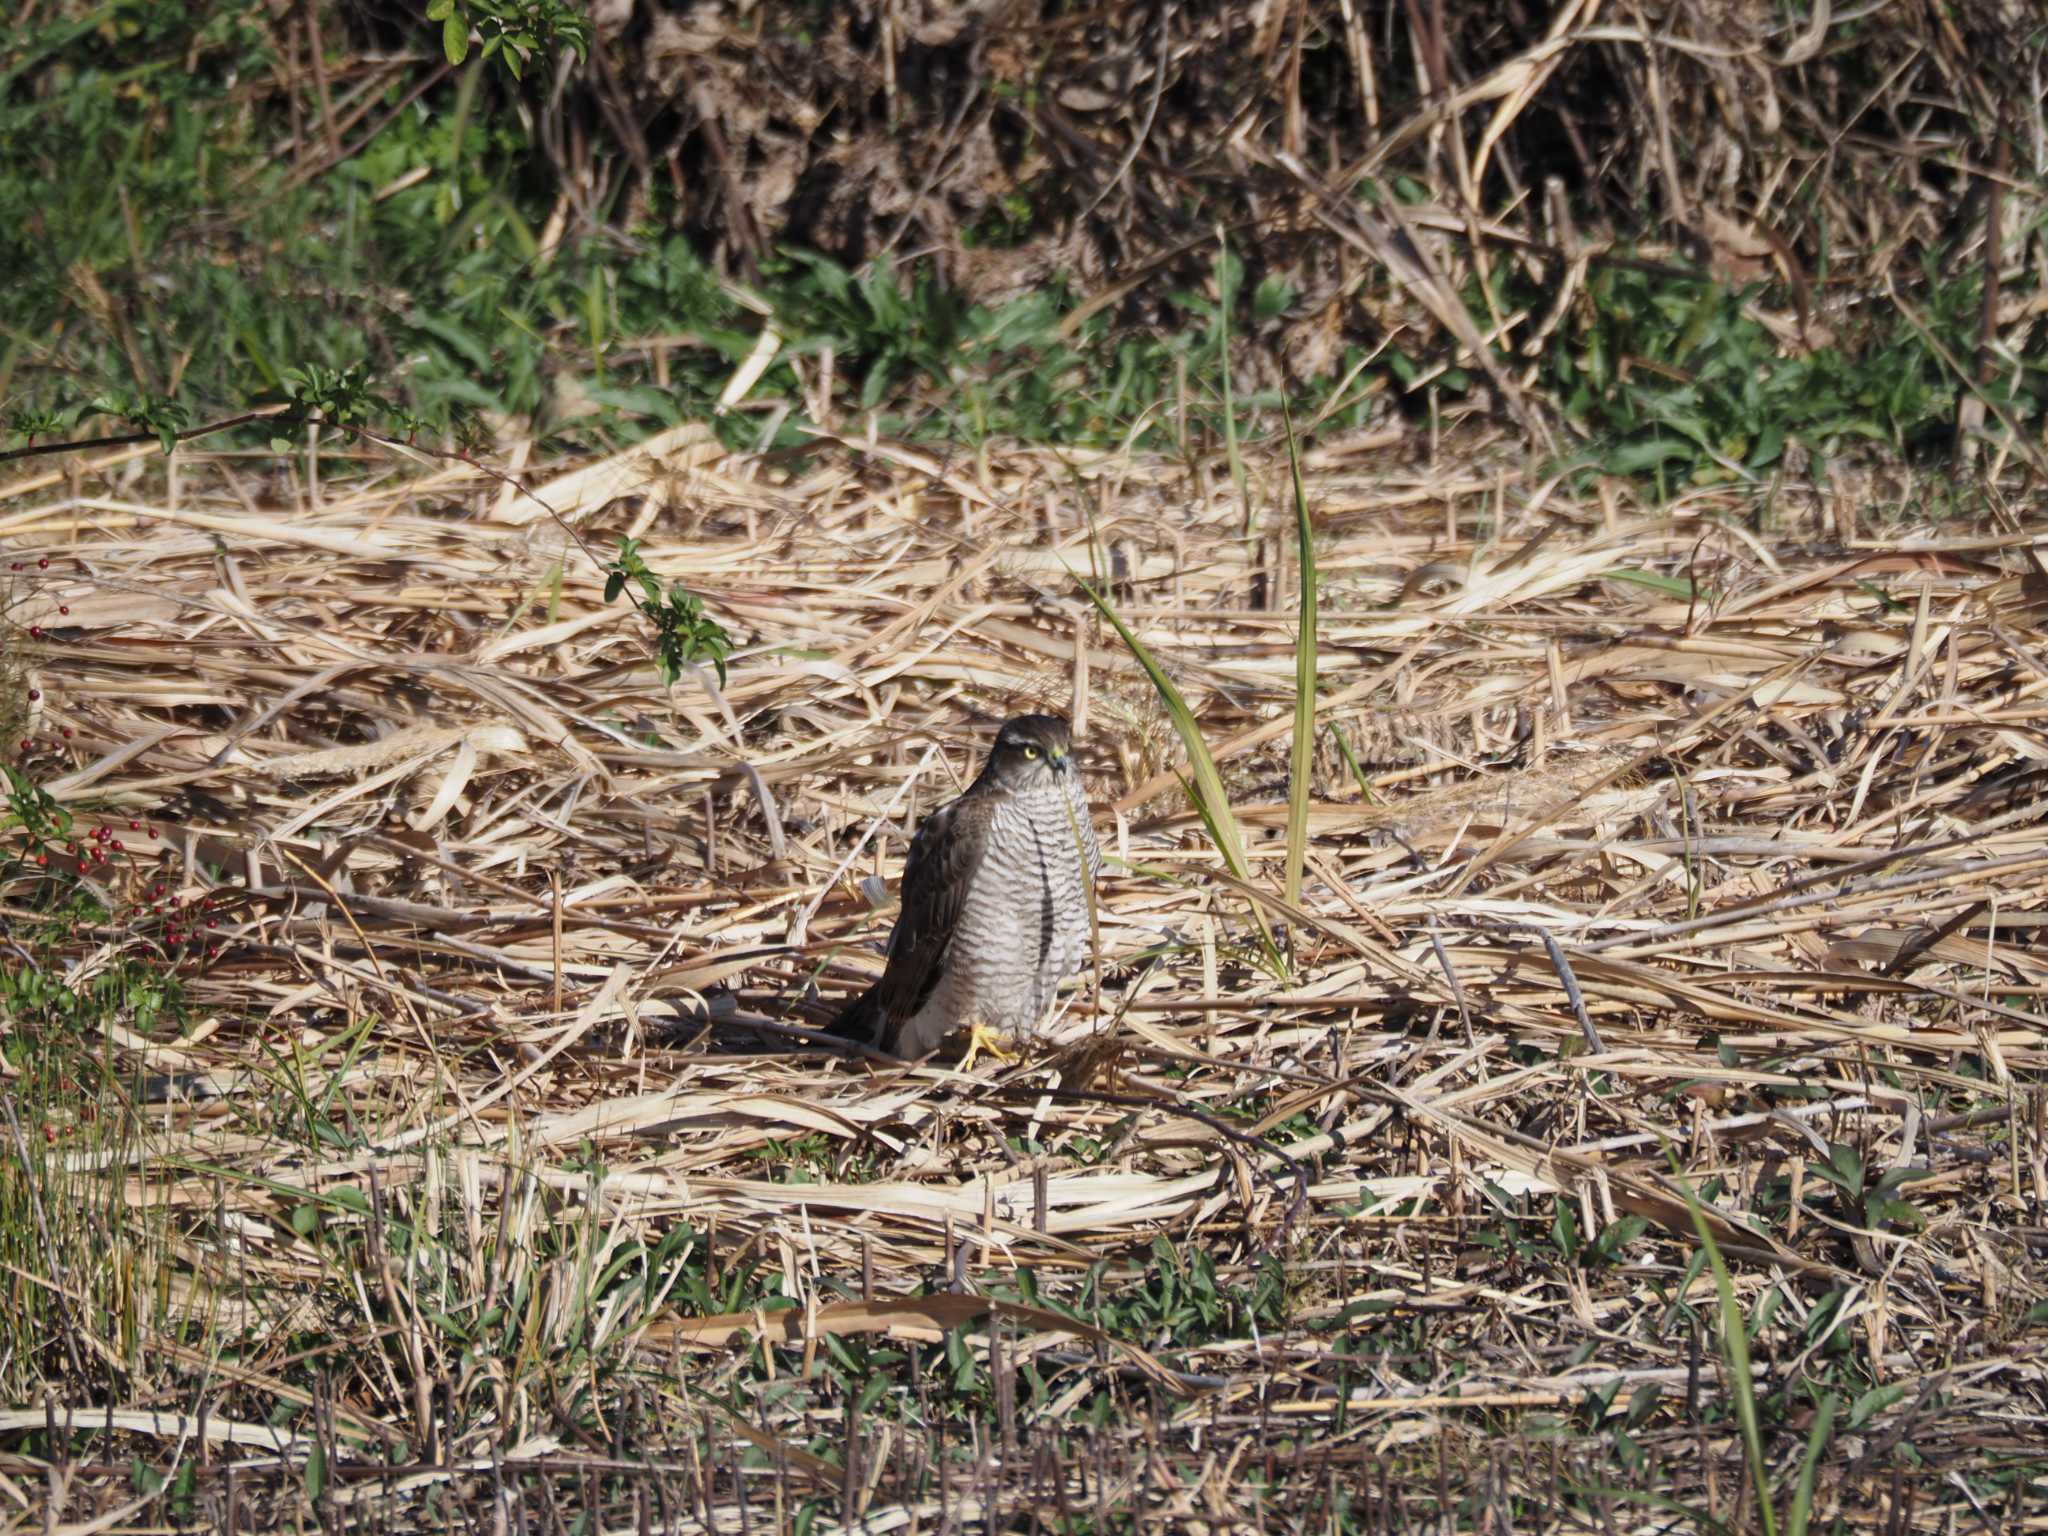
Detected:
left=1785, top=1391, right=1836, bottom=1536
left=1281, top=399, right=1316, bottom=908
left=1071, top=568, right=1283, bottom=971
left=1678, top=1173, right=1780, bottom=1536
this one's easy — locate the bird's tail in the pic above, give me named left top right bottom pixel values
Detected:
left=829, top=987, right=886, bottom=1046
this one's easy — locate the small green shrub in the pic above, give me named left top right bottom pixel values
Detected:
left=1549, top=261, right=1997, bottom=489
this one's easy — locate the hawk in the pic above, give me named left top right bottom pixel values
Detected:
left=833, top=714, right=1101, bottom=1067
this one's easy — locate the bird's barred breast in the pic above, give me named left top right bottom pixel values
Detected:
left=948, top=780, right=1098, bottom=1033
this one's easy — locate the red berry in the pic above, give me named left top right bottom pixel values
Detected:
left=57, top=606, right=69, bottom=616
left=35, top=854, right=47, bottom=867
left=111, top=840, right=123, bottom=852
left=206, top=918, right=217, bottom=929
left=60, top=729, right=71, bottom=739
left=206, top=946, right=219, bottom=960
left=26, top=690, right=39, bottom=701
left=7, top=563, right=18, bottom=572
left=26, top=627, right=41, bottom=640
left=128, top=821, right=140, bottom=831
left=148, top=829, right=159, bottom=840
left=36, top=558, right=48, bottom=569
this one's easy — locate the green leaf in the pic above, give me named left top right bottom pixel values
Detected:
left=1550, top=1203, right=1579, bottom=1259
left=1603, top=567, right=1709, bottom=600
left=1848, top=1383, right=1907, bottom=1430
left=442, top=12, right=468, bottom=65
left=1827, top=1141, right=1864, bottom=1196
left=1611, top=1427, right=1643, bottom=1473
left=1868, top=1196, right=1924, bottom=1230
left=1592, top=1214, right=1649, bottom=1262
left=409, top=312, right=495, bottom=373
left=1624, top=1381, right=1660, bottom=1429
left=1606, top=437, right=1696, bottom=475
left=1252, top=276, right=1294, bottom=321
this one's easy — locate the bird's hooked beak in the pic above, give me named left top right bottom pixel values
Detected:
left=1048, top=743, right=1071, bottom=770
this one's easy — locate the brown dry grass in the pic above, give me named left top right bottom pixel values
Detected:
left=1, top=426, right=2046, bottom=1531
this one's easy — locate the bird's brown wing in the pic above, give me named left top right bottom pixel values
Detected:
left=865, top=791, right=996, bottom=1046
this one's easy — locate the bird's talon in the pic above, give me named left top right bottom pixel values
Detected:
left=959, top=1024, right=1018, bottom=1073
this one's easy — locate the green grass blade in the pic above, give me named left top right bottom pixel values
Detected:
left=1785, top=1391, right=1836, bottom=1536
left=1281, top=399, right=1316, bottom=908
left=1679, top=1173, right=1779, bottom=1536
left=1071, top=567, right=1283, bottom=971
left=1327, top=723, right=1377, bottom=804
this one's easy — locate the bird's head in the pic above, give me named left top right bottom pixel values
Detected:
left=984, top=713, right=1078, bottom=787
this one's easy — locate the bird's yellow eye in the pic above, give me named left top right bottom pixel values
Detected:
left=1020, top=744, right=1039, bottom=759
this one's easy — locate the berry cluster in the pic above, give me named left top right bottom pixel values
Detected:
left=68, top=820, right=154, bottom=864
left=14, top=815, right=221, bottom=971
left=149, top=884, right=224, bottom=962
left=12, top=553, right=74, bottom=738
left=8, top=558, right=55, bottom=635
left=8, top=551, right=223, bottom=975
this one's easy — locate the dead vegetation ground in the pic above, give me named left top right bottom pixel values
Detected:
left=0, top=422, right=2045, bottom=1531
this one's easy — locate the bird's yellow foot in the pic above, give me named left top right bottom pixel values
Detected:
left=958, top=1023, right=1019, bottom=1074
